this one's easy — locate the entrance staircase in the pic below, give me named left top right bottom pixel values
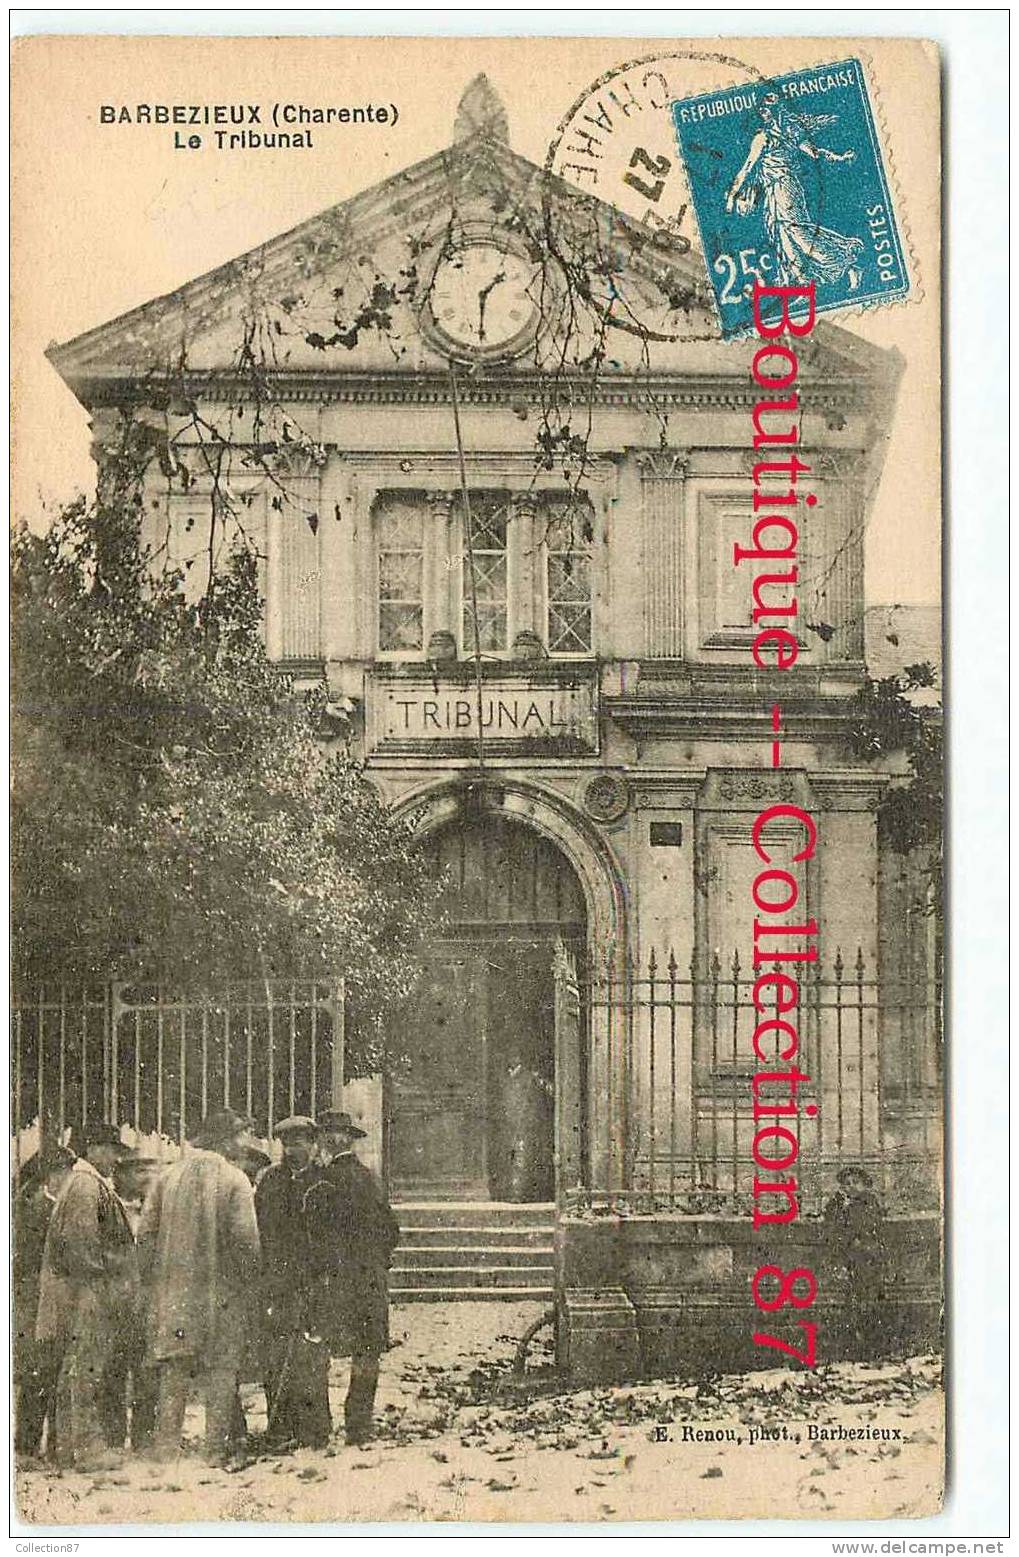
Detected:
left=389, top=1202, right=556, bottom=1302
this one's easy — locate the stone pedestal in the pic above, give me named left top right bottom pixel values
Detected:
left=556, top=1287, right=641, bottom=1384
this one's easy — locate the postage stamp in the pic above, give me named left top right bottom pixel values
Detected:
left=671, top=57, right=909, bottom=337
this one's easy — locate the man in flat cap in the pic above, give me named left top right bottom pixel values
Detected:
left=254, top=1116, right=333, bottom=1450
left=35, top=1121, right=137, bottom=1470
left=310, top=1110, right=400, bottom=1446
left=137, top=1108, right=261, bottom=1467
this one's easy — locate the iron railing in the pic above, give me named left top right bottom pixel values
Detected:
left=10, top=979, right=343, bottom=1177
left=557, top=947, right=942, bottom=1217
left=11, top=957, right=941, bottom=1218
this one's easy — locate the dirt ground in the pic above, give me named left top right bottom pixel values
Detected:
left=17, top=1301, right=944, bottom=1527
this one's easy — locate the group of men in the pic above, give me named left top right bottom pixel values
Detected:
left=14, top=1105, right=399, bottom=1471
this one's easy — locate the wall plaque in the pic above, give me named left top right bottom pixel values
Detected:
left=366, top=669, right=599, bottom=757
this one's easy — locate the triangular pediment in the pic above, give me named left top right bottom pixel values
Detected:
left=48, top=83, right=893, bottom=401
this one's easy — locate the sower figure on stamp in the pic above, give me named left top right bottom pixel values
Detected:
left=35, top=1122, right=138, bottom=1472
left=724, top=95, right=864, bottom=290
left=255, top=1116, right=333, bottom=1451
left=13, top=1145, right=75, bottom=1460
left=137, top=1109, right=261, bottom=1468
left=312, top=1109, right=400, bottom=1447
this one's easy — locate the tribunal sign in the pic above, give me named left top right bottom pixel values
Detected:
left=366, top=669, right=599, bottom=757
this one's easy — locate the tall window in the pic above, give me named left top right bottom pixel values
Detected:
left=460, top=494, right=509, bottom=654
left=545, top=506, right=593, bottom=655
left=376, top=498, right=424, bottom=652
left=373, top=489, right=594, bottom=659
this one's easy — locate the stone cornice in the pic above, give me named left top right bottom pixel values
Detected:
left=342, top=449, right=612, bottom=481
left=69, top=368, right=871, bottom=415
left=604, top=695, right=874, bottom=744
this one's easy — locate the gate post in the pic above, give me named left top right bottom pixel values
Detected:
left=330, top=979, right=346, bottom=1109
left=553, top=941, right=581, bottom=1211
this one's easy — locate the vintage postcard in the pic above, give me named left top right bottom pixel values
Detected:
left=11, top=33, right=943, bottom=1525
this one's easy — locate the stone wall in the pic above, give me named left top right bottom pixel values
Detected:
left=556, top=1212, right=941, bottom=1384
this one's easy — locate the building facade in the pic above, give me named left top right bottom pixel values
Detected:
left=48, top=80, right=940, bottom=1372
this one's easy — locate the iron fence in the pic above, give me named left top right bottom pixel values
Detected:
left=557, top=947, right=942, bottom=1217
left=11, top=957, right=941, bottom=1217
left=10, top=979, right=343, bottom=1176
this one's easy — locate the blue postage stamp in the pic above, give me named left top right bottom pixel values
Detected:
left=671, top=58, right=909, bottom=338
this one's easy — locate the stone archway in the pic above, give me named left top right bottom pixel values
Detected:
left=388, top=779, right=627, bottom=1201
left=393, top=776, right=627, bottom=960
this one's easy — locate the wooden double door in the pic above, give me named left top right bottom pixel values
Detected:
left=389, top=938, right=572, bottom=1201
left=388, top=814, right=586, bottom=1201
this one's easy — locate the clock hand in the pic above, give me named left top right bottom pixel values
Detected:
left=476, top=269, right=507, bottom=343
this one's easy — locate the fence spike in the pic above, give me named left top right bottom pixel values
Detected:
left=710, top=949, right=721, bottom=979
left=834, top=947, right=844, bottom=979
left=855, top=945, right=866, bottom=978
left=648, top=947, right=658, bottom=980
left=731, top=948, right=741, bottom=979
left=667, top=948, right=678, bottom=981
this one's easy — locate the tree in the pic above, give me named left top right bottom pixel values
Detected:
left=844, top=663, right=943, bottom=914
left=11, top=481, right=443, bottom=1067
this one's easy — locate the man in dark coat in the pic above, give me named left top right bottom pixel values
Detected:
left=312, top=1109, right=400, bottom=1446
left=823, top=1165, right=887, bottom=1358
left=35, top=1122, right=138, bottom=1471
left=13, top=1145, right=74, bottom=1458
left=254, top=1116, right=334, bottom=1451
left=102, top=1155, right=161, bottom=1451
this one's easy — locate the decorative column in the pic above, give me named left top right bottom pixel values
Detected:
left=426, top=490, right=457, bottom=652
left=815, top=450, right=865, bottom=665
left=636, top=449, right=689, bottom=657
left=273, top=454, right=322, bottom=661
left=321, top=454, right=355, bottom=664
left=265, top=492, right=284, bottom=662
left=511, top=491, right=539, bottom=642
left=810, top=775, right=887, bottom=1170
left=626, top=777, right=703, bottom=1199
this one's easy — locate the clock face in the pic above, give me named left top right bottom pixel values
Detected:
left=428, top=243, right=540, bottom=357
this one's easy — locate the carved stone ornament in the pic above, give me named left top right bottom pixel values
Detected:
left=635, top=448, right=690, bottom=480
left=452, top=74, right=510, bottom=145
left=583, top=774, right=630, bottom=824
left=699, top=767, right=814, bottom=811
left=718, top=773, right=796, bottom=803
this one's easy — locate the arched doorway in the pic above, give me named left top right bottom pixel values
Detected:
left=388, top=812, right=587, bottom=1201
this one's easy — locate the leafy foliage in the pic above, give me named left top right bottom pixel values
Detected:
left=11, top=484, right=442, bottom=1066
left=844, top=665, right=943, bottom=865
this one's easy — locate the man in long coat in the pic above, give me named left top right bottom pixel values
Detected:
left=35, top=1122, right=137, bottom=1470
left=13, top=1145, right=74, bottom=1458
left=254, top=1116, right=333, bottom=1451
left=137, top=1108, right=261, bottom=1466
left=102, top=1155, right=161, bottom=1451
left=311, top=1110, right=400, bottom=1446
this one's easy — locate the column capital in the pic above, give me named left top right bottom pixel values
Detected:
left=635, top=447, right=690, bottom=480
left=425, top=489, right=457, bottom=517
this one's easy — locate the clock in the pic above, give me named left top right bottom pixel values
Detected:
left=426, top=241, right=540, bottom=359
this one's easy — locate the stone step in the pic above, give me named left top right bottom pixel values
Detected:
left=395, top=1201, right=555, bottom=1230
left=394, top=1243, right=554, bottom=1270
left=390, top=1285, right=554, bottom=1304
left=389, top=1262, right=553, bottom=1289
left=396, top=1224, right=554, bottom=1250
